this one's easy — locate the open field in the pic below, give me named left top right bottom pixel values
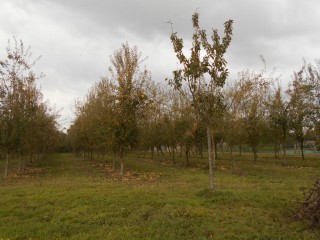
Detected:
left=0, top=152, right=320, bottom=239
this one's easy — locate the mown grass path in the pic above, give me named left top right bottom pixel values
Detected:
left=0, top=153, right=320, bottom=239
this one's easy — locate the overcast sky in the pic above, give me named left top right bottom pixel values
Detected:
left=1, top=0, right=320, bottom=130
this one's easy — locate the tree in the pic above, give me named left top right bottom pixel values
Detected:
left=287, top=64, right=316, bottom=160
left=0, top=38, right=59, bottom=179
left=138, top=83, right=168, bottom=159
left=224, top=84, right=247, bottom=161
left=108, top=42, right=151, bottom=175
left=169, top=12, right=233, bottom=192
left=266, top=84, right=289, bottom=158
left=234, top=68, right=270, bottom=161
left=306, top=60, right=320, bottom=149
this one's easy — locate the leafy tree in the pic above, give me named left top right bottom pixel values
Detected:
left=108, top=43, right=151, bottom=175
left=287, top=64, right=317, bottom=160
left=168, top=12, right=233, bottom=192
left=224, top=84, right=246, bottom=157
left=234, top=68, right=270, bottom=161
left=0, top=38, right=59, bottom=179
left=138, top=83, right=168, bottom=159
left=306, top=60, right=320, bottom=148
left=266, top=84, right=289, bottom=158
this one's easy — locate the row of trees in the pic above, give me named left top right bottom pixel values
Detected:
left=68, top=53, right=320, bottom=163
left=69, top=12, right=320, bottom=192
left=0, top=39, right=61, bottom=179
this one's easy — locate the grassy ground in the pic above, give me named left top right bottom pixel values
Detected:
left=0, top=152, right=319, bottom=239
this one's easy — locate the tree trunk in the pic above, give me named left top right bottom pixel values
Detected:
left=151, top=147, right=154, bottom=159
left=214, top=141, right=218, bottom=160
left=300, top=140, right=305, bottom=161
left=18, top=151, right=23, bottom=174
left=282, top=130, right=287, bottom=160
left=4, top=153, right=9, bottom=180
left=120, top=150, right=124, bottom=175
left=172, top=146, right=176, bottom=165
left=207, top=126, right=215, bottom=193
left=158, top=146, right=164, bottom=156
left=274, top=143, right=278, bottom=158
left=252, top=145, right=258, bottom=161
left=239, top=144, right=242, bottom=156
left=112, top=153, right=117, bottom=171
left=167, top=145, right=171, bottom=157
left=229, top=143, right=235, bottom=170
left=220, top=142, right=224, bottom=153
left=283, top=142, right=287, bottom=160
left=185, top=146, right=190, bottom=166
left=228, top=143, right=233, bottom=156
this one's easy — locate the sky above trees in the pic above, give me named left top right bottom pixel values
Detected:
left=1, top=0, right=320, bottom=128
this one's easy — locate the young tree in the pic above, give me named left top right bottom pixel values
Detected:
left=266, top=84, right=289, bottom=159
left=169, top=12, right=233, bottom=192
left=108, top=43, right=151, bottom=175
left=287, top=64, right=316, bottom=160
left=234, top=68, right=270, bottom=161
left=306, top=60, right=320, bottom=149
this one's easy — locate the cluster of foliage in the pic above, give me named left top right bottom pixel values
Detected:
left=0, top=39, right=60, bottom=179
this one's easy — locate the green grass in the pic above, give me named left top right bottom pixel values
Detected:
left=0, top=152, right=319, bottom=239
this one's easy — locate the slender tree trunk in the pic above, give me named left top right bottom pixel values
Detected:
left=274, top=143, right=278, bottom=158
left=18, top=151, right=23, bottom=174
left=239, top=144, right=242, bottom=156
left=4, top=153, right=9, bottom=180
left=282, top=128, right=287, bottom=159
left=300, top=140, right=305, bottom=161
left=151, top=147, right=154, bottom=159
left=220, top=142, right=224, bottom=153
left=252, top=145, right=258, bottom=161
left=214, top=141, right=218, bottom=160
left=228, top=143, right=235, bottom=170
left=207, top=126, right=215, bottom=193
left=112, top=153, right=117, bottom=171
left=120, top=152, right=124, bottom=175
left=172, top=146, right=176, bottom=165
left=167, top=145, right=171, bottom=157
left=185, top=146, right=190, bottom=166
left=159, top=146, right=164, bottom=156
left=283, top=141, right=287, bottom=160
left=143, top=148, right=147, bottom=158
left=228, top=143, right=233, bottom=155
